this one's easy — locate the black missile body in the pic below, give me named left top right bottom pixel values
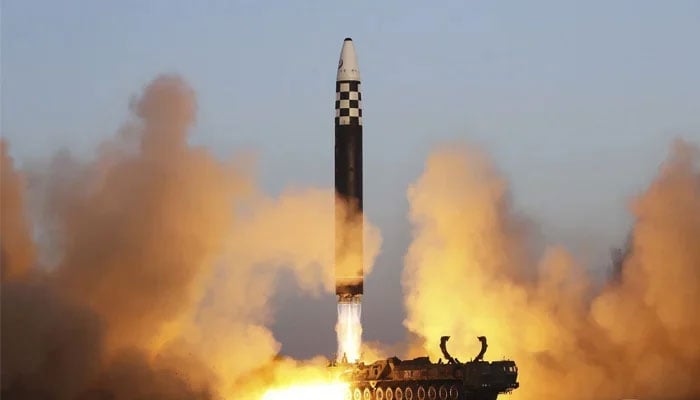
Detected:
left=335, top=38, right=364, bottom=302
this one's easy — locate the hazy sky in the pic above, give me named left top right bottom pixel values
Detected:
left=2, top=0, right=699, bottom=358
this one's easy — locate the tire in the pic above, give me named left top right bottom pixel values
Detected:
left=345, top=388, right=352, bottom=400
left=439, top=385, right=448, bottom=400
left=354, top=388, right=362, bottom=400
left=364, top=388, right=371, bottom=400
left=405, top=387, right=414, bottom=400
left=376, top=388, right=384, bottom=400
left=449, top=386, right=459, bottom=400
left=417, top=386, right=426, bottom=400
left=428, top=386, right=436, bottom=400
left=386, top=388, right=393, bottom=400
left=395, top=387, right=403, bottom=400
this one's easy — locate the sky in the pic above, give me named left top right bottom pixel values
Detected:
left=2, top=0, right=699, bottom=359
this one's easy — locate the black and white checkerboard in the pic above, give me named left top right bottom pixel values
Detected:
left=335, top=81, right=362, bottom=126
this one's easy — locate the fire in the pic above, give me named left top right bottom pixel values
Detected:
left=261, top=382, right=349, bottom=400
left=336, top=301, right=363, bottom=362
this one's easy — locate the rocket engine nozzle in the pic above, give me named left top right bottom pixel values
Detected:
left=337, top=293, right=362, bottom=304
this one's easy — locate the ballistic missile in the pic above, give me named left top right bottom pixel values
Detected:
left=335, top=38, right=363, bottom=304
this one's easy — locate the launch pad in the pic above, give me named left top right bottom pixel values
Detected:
left=328, top=336, right=519, bottom=400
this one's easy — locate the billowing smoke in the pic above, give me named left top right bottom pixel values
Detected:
left=1, top=140, right=35, bottom=281
left=402, top=139, right=700, bottom=399
left=1, top=75, right=382, bottom=399
left=4, top=71, right=697, bottom=400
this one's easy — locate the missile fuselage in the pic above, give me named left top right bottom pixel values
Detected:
left=335, top=38, right=363, bottom=303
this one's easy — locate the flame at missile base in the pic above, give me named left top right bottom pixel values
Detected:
left=336, top=301, right=362, bottom=362
left=261, top=381, right=349, bottom=400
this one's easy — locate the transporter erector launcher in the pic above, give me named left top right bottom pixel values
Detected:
left=335, top=38, right=364, bottom=304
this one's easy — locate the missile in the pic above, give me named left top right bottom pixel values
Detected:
left=335, top=38, right=364, bottom=304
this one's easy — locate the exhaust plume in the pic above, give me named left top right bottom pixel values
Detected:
left=336, top=301, right=363, bottom=362
left=402, top=139, right=700, bottom=399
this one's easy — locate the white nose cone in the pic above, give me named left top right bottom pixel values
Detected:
left=337, top=38, right=361, bottom=81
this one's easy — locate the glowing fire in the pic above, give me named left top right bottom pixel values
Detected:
left=336, top=301, right=362, bottom=362
left=261, top=382, right=349, bottom=400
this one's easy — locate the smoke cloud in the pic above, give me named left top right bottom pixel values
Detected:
left=3, top=71, right=697, bottom=400
left=1, top=140, right=35, bottom=281
left=402, top=139, right=700, bottom=400
left=1, top=74, right=382, bottom=399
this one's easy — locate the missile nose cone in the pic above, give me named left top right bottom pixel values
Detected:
left=337, top=38, right=360, bottom=81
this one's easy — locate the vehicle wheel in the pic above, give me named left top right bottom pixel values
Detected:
left=438, top=385, right=447, bottom=400
left=417, top=386, right=426, bottom=400
left=405, top=386, right=413, bottom=400
left=386, top=387, right=393, bottom=400
left=376, top=388, right=384, bottom=400
left=354, top=388, right=362, bottom=400
left=395, top=387, right=403, bottom=400
left=364, top=388, right=371, bottom=400
left=448, top=385, right=459, bottom=400
left=428, top=386, right=436, bottom=400
left=345, top=388, right=352, bottom=400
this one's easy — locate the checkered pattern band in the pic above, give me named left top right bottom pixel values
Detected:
left=335, top=80, right=362, bottom=126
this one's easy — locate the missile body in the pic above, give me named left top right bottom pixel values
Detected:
left=335, top=38, right=364, bottom=304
